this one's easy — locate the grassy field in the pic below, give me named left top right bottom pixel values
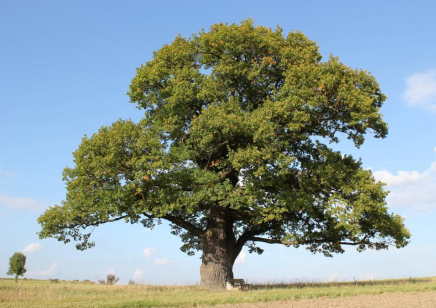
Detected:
left=0, top=276, right=435, bottom=308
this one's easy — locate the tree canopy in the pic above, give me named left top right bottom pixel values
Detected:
left=7, top=252, right=27, bottom=282
left=38, top=19, right=410, bottom=289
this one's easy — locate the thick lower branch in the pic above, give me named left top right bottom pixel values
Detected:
left=143, top=213, right=205, bottom=237
left=163, top=214, right=205, bottom=237
left=247, top=235, right=370, bottom=246
left=235, top=223, right=274, bottom=253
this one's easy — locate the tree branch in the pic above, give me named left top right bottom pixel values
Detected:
left=143, top=213, right=205, bottom=237
left=248, top=236, right=298, bottom=245
left=235, top=224, right=272, bottom=253
left=66, top=214, right=130, bottom=229
left=247, top=235, right=370, bottom=246
left=218, top=168, right=234, bottom=181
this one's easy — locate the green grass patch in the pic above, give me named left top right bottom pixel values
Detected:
left=0, top=277, right=435, bottom=308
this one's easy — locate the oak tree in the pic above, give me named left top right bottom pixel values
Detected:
left=38, top=20, right=410, bottom=290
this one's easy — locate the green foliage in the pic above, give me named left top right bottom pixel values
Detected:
left=38, top=19, right=409, bottom=258
left=7, top=252, right=27, bottom=282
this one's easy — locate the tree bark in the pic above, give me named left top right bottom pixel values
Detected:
left=199, top=207, right=239, bottom=290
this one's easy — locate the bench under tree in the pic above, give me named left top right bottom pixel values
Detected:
left=226, top=279, right=252, bottom=291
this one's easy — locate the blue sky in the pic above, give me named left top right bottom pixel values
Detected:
left=1, top=0, right=436, bottom=284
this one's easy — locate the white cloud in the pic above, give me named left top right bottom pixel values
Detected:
left=0, top=166, right=16, bottom=183
left=358, top=273, right=377, bottom=281
left=0, top=195, right=47, bottom=212
left=143, top=247, right=156, bottom=258
left=403, top=70, right=436, bottom=111
left=373, top=161, right=436, bottom=211
left=154, top=258, right=175, bottom=265
left=106, top=268, right=115, bottom=275
left=40, top=263, right=58, bottom=276
left=235, top=250, right=247, bottom=265
left=328, top=273, right=341, bottom=282
left=132, top=268, right=146, bottom=279
left=22, top=242, right=43, bottom=254
left=28, top=263, right=58, bottom=277
left=0, top=167, right=17, bottom=177
left=373, top=169, right=423, bottom=187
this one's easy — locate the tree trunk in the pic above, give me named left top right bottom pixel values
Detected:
left=200, top=207, right=238, bottom=290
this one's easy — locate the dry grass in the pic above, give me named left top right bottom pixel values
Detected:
left=0, top=276, right=435, bottom=308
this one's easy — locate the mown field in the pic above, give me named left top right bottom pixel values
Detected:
left=0, top=277, right=435, bottom=308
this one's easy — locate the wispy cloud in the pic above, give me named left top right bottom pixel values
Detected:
left=328, top=273, right=341, bottom=282
left=403, top=69, right=436, bottom=111
left=0, top=195, right=47, bottom=212
left=357, top=274, right=377, bottom=281
left=23, top=242, right=43, bottom=254
left=0, top=169, right=17, bottom=177
left=106, top=268, right=115, bottom=275
left=132, top=268, right=146, bottom=279
left=373, top=160, right=436, bottom=211
left=235, top=250, right=247, bottom=265
left=40, top=263, right=58, bottom=276
left=0, top=166, right=17, bottom=183
left=28, top=263, right=58, bottom=277
left=143, top=247, right=156, bottom=258
left=154, top=258, right=175, bottom=266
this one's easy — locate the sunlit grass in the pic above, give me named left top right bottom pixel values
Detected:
left=0, top=276, right=435, bottom=308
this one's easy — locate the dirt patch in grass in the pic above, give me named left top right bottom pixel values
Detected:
left=198, top=291, right=436, bottom=308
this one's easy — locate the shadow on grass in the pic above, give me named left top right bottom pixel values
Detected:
left=251, top=278, right=432, bottom=290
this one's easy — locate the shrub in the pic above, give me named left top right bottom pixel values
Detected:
left=98, top=274, right=119, bottom=285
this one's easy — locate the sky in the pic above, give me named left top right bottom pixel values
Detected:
left=1, top=0, right=436, bottom=285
